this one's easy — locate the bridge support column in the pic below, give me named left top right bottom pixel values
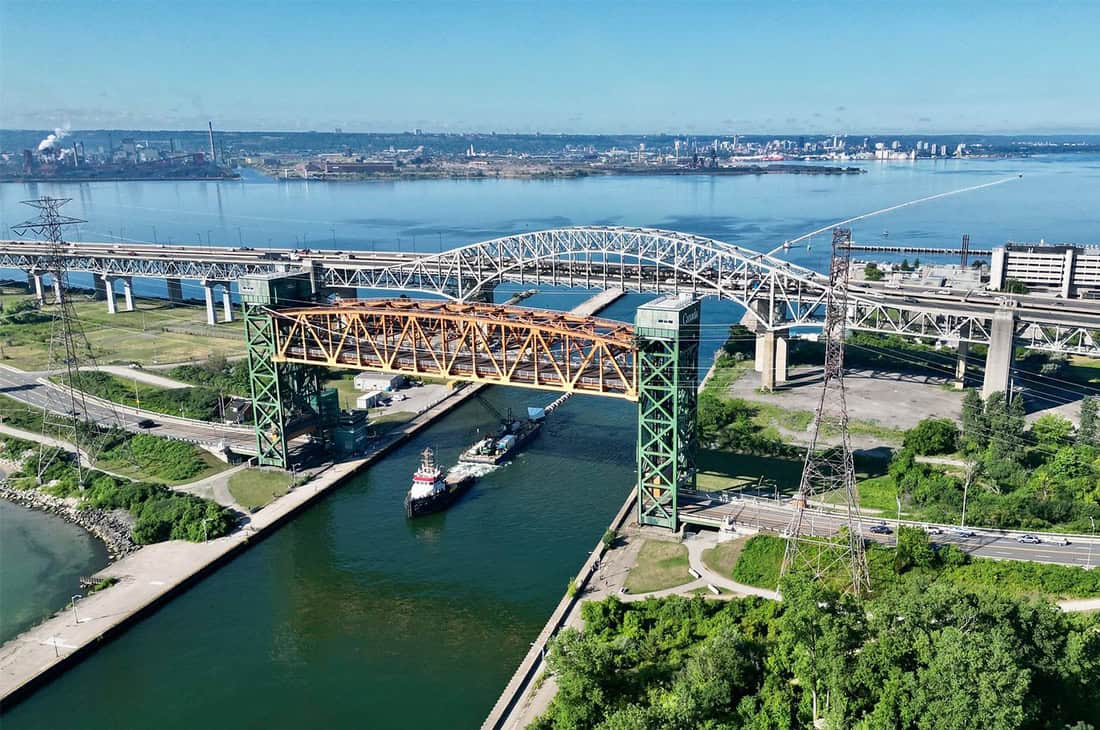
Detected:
left=30, top=273, right=45, bottom=303
left=634, top=296, right=700, bottom=530
left=103, top=276, right=117, bottom=315
left=221, top=284, right=234, bottom=323
left=203, top=281, right=217, bottom=325
left=982, top=308, right=1016, bottom=399
left=166, top=278, right=183, bottom=305
left=93, top=275, right=108, bottom=301
left=954, top=339, right=969, bottom=390
left=755, top=329, right=788, bottom=392
left=121, top=276, right=134, bottom=312
left=52, top=276, right=64, bottom=304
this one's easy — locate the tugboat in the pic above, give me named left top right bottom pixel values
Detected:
left=405, top=447, right=475, bottom=518
left=459, top=414, right=543, bottom=465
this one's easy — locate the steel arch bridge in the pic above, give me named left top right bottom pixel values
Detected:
left=323, top=226, right=1100, bottom=356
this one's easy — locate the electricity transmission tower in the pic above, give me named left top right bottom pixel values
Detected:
left=780, top=228, right=871, bottom=596
left=11, top=197, right=112, bottom=486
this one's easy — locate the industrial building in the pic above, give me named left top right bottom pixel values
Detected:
left=990, top=243, right=1100, bottom=297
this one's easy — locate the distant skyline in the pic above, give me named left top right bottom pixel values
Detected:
left=2, top=0, right=1098, bottom=135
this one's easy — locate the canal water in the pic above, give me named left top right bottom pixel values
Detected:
left=1, top=155, right=1098, bottom=727
left=0, top=500, right=109, bottom=645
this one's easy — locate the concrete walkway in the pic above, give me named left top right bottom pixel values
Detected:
left=87, top=366, right=191, bottom=390
left=172, top=463, right=249, bottom=508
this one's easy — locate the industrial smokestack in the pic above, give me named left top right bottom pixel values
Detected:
left=207, top=121, right=216, bottom=163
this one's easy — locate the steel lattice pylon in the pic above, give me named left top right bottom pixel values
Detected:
left=10, top=197, right=113, bottom=485
left=780, top=228, right=871, bottom=596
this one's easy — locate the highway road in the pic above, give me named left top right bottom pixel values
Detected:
left=0, top=366, right=256, bottom=455
left=679, top=492, right=1100, bottom=568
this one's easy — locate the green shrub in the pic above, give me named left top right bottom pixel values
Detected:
left=903, top=418, right=959, bottom=455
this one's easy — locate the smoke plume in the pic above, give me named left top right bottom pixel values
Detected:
left=37, top=127, right=69, bottom=152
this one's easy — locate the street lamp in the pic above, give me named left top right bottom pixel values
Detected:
left=1089, top=516, right=1096, bottom=570
left=202, top=517, right=212, bottom=544
left=70, top=594, right=83, bottom=624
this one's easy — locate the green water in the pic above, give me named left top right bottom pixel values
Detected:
left=0, top=500, right=109, bottom=644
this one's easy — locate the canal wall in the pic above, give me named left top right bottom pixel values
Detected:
left=0, top=288, right=625, bottom=710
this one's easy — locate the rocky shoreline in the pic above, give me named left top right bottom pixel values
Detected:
left=0, top=484, right=137, bottom=560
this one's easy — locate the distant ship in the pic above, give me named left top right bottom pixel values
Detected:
left=405, top=447, right=475, bottom=518
left=459, top=414, right=543, bottom=466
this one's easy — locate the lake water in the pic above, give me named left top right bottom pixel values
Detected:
left=0, top=500, right=109, bottom=644
left=0, top=155, right=1097, bottom=727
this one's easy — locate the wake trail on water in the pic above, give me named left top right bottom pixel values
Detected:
left=766, top=174, right=1023, bottom=256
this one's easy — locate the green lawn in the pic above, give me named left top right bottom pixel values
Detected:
left=700, top=356, right=752, bottom=397
left=370, top=410, right=416, bottom=435
left=624, top=540, right=694, bottom=593
left=701, top=536, right=749, bottom=578
left=325, top=376, right=362, bottom=410
left=228, top=468, right=294, bottom=510
left=1062, top=356, right=1100, bottom=386
left=731, top=534, right=786, bottom=589
left=0, top=293, right=245, bottom=369
left=97, top=446, right=228, bottom=486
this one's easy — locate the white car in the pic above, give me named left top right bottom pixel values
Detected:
left=923, top=524, right=943, bottom=535
left=1046, top=537, right=1071, bottom=546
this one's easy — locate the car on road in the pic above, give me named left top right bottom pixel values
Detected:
left=923, top=524, right=943, bottom=535
left=1046, top=537, right=1071, bottom=546
left=136, top=418, right=158, bottom=429
left=869, top=522, right=892, bottom=535
left=948, top=527, right=976, bottom=539
left=1016, top=534, right=1042, bottom=544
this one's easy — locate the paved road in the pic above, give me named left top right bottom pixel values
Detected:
left=0, top=366, right=255, bottom=455
left=680, top=494, right=1100, bottom=568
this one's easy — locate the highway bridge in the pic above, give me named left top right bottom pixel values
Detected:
left=3, top=226, right=1100, bottom=397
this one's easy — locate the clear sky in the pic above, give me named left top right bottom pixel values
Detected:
left=1, top=0, right=1098, bottom=134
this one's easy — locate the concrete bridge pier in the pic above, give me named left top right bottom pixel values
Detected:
left=52, top=276, right=64, bottom=304
left=102, top=276, right=135, bottom=315
left=954, top=339, right=969, bottom=390
left=222, top=285, right=234, bottom=323
left=755, top=329, right=789, bottom=392
left=202, top=280, right=234, bottom=325
left=166, top=278, right=184, bottom=304
left=29, top=272, right=45, bottom=303
left=982, top=308, right=1017, bottom=399
left=93, top=275, right=108, bottom=301
left=745, top=301, right=788, bottom=391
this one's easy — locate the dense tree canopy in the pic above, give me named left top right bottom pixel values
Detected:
left=532, top=574, right=1100, bottom=730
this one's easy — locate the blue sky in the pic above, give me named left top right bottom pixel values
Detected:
left=1, top=0, right=1098, bottom=134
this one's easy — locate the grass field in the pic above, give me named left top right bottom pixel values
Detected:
left=1062, top=356, right=1100, bottom=386
left=97, top=447, right=228, bottom=486
left=731, top=534, right=785, bottom=589
left=228, top=468, right=295, bottom=510
left=624, top=540, right=693, bottom=593
left=701, top=536, right=748, bottom=578
left=324, top=375, right=362, bottom=410
left=0, top=292, right=245, bottom=369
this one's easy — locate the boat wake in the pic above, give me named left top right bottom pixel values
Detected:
left=447, top=462, right=499, bottom=480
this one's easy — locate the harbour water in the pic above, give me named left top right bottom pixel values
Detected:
left=1, top=155, right=1098, bottom=727
left=0, top=501, right=109, bottom=645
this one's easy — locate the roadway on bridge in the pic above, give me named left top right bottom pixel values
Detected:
left=0, top=366, right=255, bottom=455
left=679, top=493, right=1100, bottom=567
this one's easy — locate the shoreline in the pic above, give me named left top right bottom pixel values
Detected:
left=0, top=486, right=136, bottom=561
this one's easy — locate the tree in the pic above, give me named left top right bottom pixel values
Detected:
left=1002, top=278, right=1029, bottom=294
left=961, top=389, right=988, bottom=450
left=1031, top=414, right=1074, bottom=446
left=863, top=262, right=884, bottom=282
left=904, top=418, right=959, bottom=455
left=985, top=392, right=1025, bottom=464
left=1080, top=396, right=1098, bottom=446
left=900, top=258, right=912, bottom=271
left=894, top=525, right=936, bottom=573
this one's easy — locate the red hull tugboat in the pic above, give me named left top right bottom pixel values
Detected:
left=405, top=447, right=475, bottom=518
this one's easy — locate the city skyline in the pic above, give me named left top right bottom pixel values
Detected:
left=1, top=0, right=1099, bottom=135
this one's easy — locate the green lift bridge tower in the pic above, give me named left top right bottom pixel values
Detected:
left=634, top=295, right=701, bottom=529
